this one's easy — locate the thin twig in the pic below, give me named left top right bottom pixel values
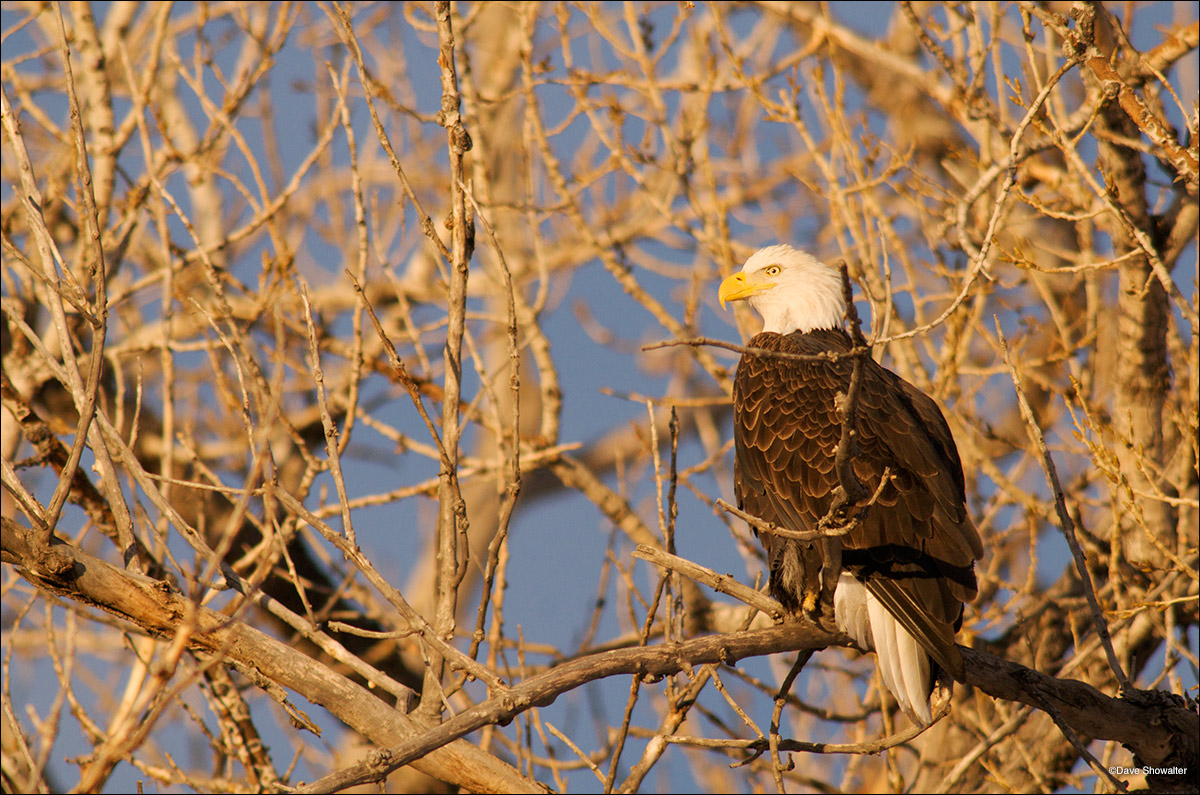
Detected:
left=996, top=318, right=1130, bottom=691
left=643, top=336, right=871, bottom=365
left=632, top=545, right=783, bottom=620
left=769, top=652, right=811, bottom=789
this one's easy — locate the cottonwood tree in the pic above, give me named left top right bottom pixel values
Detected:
left=2, top=2, right=1196, bottom=793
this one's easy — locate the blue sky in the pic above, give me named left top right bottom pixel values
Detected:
left=2, top=2, right=1197, bottom=793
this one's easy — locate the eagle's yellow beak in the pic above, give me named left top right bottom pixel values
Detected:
left=718, top=271, right=773, bottom=308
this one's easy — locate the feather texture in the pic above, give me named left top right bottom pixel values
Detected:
left=732, top=327, right=982, bottom=722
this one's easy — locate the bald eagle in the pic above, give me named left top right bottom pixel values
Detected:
left=718, top=244, right=983, bottom=724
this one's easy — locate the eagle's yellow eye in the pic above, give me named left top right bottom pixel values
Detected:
left=765, top=265, right=781, bottom=276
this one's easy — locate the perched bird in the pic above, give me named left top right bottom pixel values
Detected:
left=718, top=244, right=983, bottom=723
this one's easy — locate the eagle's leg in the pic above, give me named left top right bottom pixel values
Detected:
left=771, top=539, right=828, bottom=624
left=816, top=538, right=842, bottom=628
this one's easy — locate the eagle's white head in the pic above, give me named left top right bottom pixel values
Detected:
left=718, top=244, right=846, bottom=335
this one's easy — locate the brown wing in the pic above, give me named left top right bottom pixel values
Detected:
left=733, top=330, right=982, bottom=678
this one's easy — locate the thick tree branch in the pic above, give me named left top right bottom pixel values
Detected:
left=0, top=519, right=540, bottom=795
left=6, top=522, right=1194, bottom=794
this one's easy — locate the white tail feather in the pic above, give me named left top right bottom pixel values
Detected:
left=834, top=573, right=933, bottom=724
